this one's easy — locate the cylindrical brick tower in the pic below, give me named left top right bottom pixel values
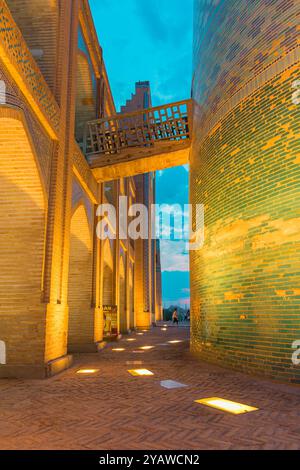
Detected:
left=191, top=0, right=300, bottom=383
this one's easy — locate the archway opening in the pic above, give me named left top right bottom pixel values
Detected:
left=119, top=255, right=127, bottom=334
left=129, top=263, right=134, bottom=330
left=0, top=113, right=46, bottom=366
left=102, top=239, right=116, bottom=338
left=68, top=204, right=94, bottom=352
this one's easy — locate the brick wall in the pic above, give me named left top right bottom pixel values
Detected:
left=6, top=0, right=59, bottom=96
left=0, top=109, right=46, bottom=365
left=0, top=0, right=112, bottom=376
left=191, top=0, right=300, bottom=383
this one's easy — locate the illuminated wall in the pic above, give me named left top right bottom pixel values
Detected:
left=191, top=0, right=300, bottom=382
left=0, top=0, right=115, bottom=378
left=68, top=198, right=94, bottom=353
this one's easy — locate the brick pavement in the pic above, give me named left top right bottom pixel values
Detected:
left=0, top=323, right=300, bottom=450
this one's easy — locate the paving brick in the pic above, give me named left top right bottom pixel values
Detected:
left=0, top=325, right=300, bottom=450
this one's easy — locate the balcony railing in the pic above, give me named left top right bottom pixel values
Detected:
left=84, top=99, right=193, bottom=157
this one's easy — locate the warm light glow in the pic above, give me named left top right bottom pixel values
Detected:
left=128, top=369, right=154, bottom=376
left=161, top=328, right=167, bottom=331
left=112, top=348, right=125, bottom=352
left=76, top=369, right=99, bottom=375
left=168, top=340, right=183, bottom=344
left=139, top=346, right=155, bottom=350
left=195, top=398, right=259, bottom=415
left=136, top=333, right=144, bottom=336
left=126, top=338, right=136, bottom=342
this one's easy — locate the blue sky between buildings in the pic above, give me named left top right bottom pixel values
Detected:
left=90, top=0, right=193, bottom=308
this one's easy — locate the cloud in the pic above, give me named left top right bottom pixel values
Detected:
left=156, top=165, right=189, bottom=206
left=164, top=298, right=190, bottom=308
left=134, top=0, right=168, bottom=43
left=181, top=288, right=190, bottom=294
left=90, top=0, right=193, bottom=110
left=160, top=240, right=189, bottom=272
left=177, top=298, right=190, bottom=306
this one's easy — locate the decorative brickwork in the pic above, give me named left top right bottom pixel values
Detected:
left=0, top=0, right=60, bottom=136
left=0, top=67, right=53, bottom=192
left=6, top=0, right=60, bottom=96
left=191, top=0, right=300, bottom=383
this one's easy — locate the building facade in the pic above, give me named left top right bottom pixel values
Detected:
left=1, top=0, right=298, bottom=385
left=120, top=81, right=163, bottom=328
left=191, top=0, right=300, bottom=383
left=0, top=0, right=161, bottom=378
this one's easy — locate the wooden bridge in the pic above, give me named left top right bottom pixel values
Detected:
left=84, top=99, right=193, bottom=181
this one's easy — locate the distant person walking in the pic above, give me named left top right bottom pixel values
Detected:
left=172, top=308, right=179, bottom=326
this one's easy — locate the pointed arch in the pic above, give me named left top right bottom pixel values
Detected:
left=102, top=238, right=114, bottom=306
left=75, top=50, right=96, bottom=142
left=68, top=203, right=94, bottom=351
left=0, top=108, right=46, bottom=365
left=129, top=263, right=135, bottom=330
left=119, top=253, right=127, bottom=334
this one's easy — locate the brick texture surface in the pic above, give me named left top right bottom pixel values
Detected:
left=1, top=326, right=300, bottom=450
left=0, top=109, right=46, bottom=365
left=191, top=0, right=300, bottom=383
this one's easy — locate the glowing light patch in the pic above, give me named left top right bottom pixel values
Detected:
left=168, top=340, right=183, bottom=344
left=161, top=328, right=167, bottom=331
left=76, top=369, right=99, bottom=375
left=139, top=346, right=155, bottom=350
left=195, top=398, right=258, bottom=415
left=136, top=333, right=144, bottom=336
left=112, top=348, right=125, bottom=352
left=160, top=380, right=188, bottom=389
left=128, top=369, right=154, bottom=376
left=126, top=338, right=136, bottom=342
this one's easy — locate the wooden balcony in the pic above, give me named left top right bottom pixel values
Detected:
left=84, top=99, right=193, bottom=181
